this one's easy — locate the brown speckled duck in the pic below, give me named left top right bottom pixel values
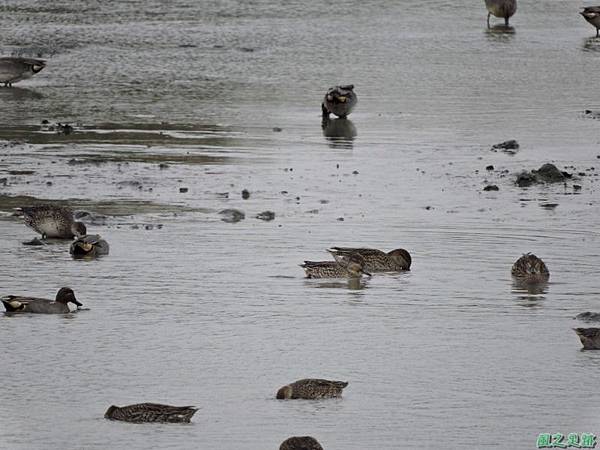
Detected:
left=322, top=85, right=357, bottom=119
left=280, top=436, right=324, bottom=450
left=104, top=403, right=198, bottom=423
left=1, top=287, right=82, bottom=313
left=276, top=379, right=348, bottom=400
left=511, top=253, right=549, bottom=282
left=17, top=205, right=86, bottom=239
left=574, top=328, right=600, bottom=350
left=328, top=247, right=411, bottom=272
left=300, top=253, right=371, bottom=279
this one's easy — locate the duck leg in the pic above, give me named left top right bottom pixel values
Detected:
left=596, top=27, right=599, bottom=38
left=487, top=12, right=491, bottom=28
left=504, top=16, right=509, bottom=26
left=321, top=103, right=330, bottom=118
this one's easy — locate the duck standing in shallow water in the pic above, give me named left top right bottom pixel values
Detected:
left=70, top=234, right=109, bottom=258
left=511, top=254, right=549, bottom=282
left=322, top=85, right=357, bottom=119
left=0, top=57, right=46, bottom=87
left=574, top=328, right=600, bottom=350
left=580, top=7, right=600, bottom=37
left=18, top=205, right=86, bottom=239
left=300, top=253, right=371, bottom=279
left=276, top=379, right=348, bottom=400
left=1, top=287, right=82, bottom=313
left=104, top=403, right=198, bottom=423
left=328, top=247, right=411, bottom=272
left=485, top=0, right=516, bottom=27
left=280, top=436, right=324, bottom=450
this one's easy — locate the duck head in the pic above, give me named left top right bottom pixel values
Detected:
left=276, top=385, right=293, bottom=399
left=31, top=60, right=46, bottom=74
left=56, top=287, right=82, bottom=307
left=71, top=221, right=87, bottom=237
left=326, top=84, right=354, bottom=104
left=388, top=248, right=412, bottom=270
left=344, top=254, right=371, bottom=278
left=104, top=405, right=118, bottom=418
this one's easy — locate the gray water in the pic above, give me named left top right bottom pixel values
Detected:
left=1, top=1, right=600, bottom=449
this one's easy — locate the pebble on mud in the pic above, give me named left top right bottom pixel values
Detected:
left=272, top=127, right=283, bottom=132
left=516, top=163, right=572, bottom=187
left=336, top=217, right=344, bottom=221
left=486, top=165, right=494, bottom=171
left=491, top=140, right=519, bottom=154
left=540, top=203, right=558, bottom=209
left=242, top=189, right=250, bottom=199
left=159, top=163, right=169, bottom=169
left=483, top=185, right=499, bottom=191
left=179, top=187, right=189, bottom=193
left=255, top=211, right=275, bottom=221
left=574, top=184, right=582, bottom=191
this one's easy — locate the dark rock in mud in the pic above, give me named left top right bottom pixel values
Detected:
left=255, top=211, right=275, bottom=221
left=117, top=180, right=142, bottom=189
left=22, top=237, right=45, bottom=246
left=0, top=178, right=7, bottom=186
left=352, top=170, right=359, bottom=175
left=515, top=171, right=536, bottom=187
left=242, top=189, right=250, bottom=199
left=144, top=224, right=154, bottom=230
left=574, top=184, right=582, bottom=191
left=483, top=184, right=499, bottom=191
left=584, top=110, right=600, bottom=119
left=159, top=163, right=169, bottom=169
left=8, top=170, right=35, bottom=175
left=540, top=203, right=558, bottom=209
left=179, top=187, right=189, bottom=193
left=272, top=127, right=283, bottom=132
left=486, top=165, right=494, bottom=171
left=219, top=209, right=245, bottom=223
left=533, top=163, right=569, bottom=182
left=491, top=140, right=519, bottom=154
left=337, top=217, right=344, bottom=221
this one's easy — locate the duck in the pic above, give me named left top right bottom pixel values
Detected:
left=0, top=57, right=46, bottom=87
left=104, top=403, right=198, bottom=423
left=328, top=246, right=411, bottom=272
left=300, top=253, right=371, bottom=279
left=17, top=205, right=87, bottom=239
left=280, top=436, right=324, bottom=450
left=70, top=234, right=109, bottom=258
left=574, top=312, right=600, bottom=322
left=511, top=253, right=549, bottom=282
left=485, top=0, right=517, bottom=27
left=276, top=379, right=348, bottom=400
left=580, top=7, right=600, bottom=37
left=322, top=85, right=357, bottom=119
left=574, top=328, right=600, bottom=350
left=1, top=287, right=82, bottom=313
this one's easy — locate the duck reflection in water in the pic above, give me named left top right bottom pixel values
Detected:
left=512, top=278, right=549, bottom=302
left=321, top=117, right=357, bottom=149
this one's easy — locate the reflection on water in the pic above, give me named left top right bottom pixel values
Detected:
left=0, top=86, right=44, bottom=100
left=321, top=118, right=357, bottom=149
left=304, top=278, right=368, bottom=291
left=582, top=37, right=600, bottom=52
left=511, top=278, right=549, bottom=300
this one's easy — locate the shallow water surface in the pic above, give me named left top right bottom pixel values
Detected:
left=1, top=1, right=600, bottom=450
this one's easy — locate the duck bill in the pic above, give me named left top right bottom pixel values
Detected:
left=72, top=298, right=83, bottom=307
left=362, top=270, right=372, bottom=277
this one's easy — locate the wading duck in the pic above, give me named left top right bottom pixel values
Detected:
left=104, top=403, right=198, bottom=423
left=280, top=436, right=324, bottom=450
left=18, top=205, right=86, bottom=239
left=0, top=57, right=46, bottom=87
left=485, top=0, right=517, bottom=27
left=1, top=287, right=82, bottom=313
left=580, top=7, right=600, bottom=37
left=511, top=253, right=549, bottom=282
left=574, top=328, right=600, bottom=350
left=328, top=247, right=411, bottom=272
left=322, top=85, right=357, bottom=119
left=276, top=379, right=348, bottom=400
left=300, top=253, right=371, bottom=279
left=70, top=234, right=109, bottom=258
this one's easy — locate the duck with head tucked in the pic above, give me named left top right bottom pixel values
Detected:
left=70, top=234, right=109, bottom=258
left=328, top=246, right=411, bottom=272
left=1, top=287, right=82, bottom=313
left=511, top=253, right=549, bottom=283
left=574, top=328, right=600, bottom=350
left=484, top=0, right=516, bottom=27
left=17, top=205, right=86, bottom=239
left=300, top=253, right=371, bottom=279
left=276, top=379, right=348, bottom=400
left=0, top=57, right=46, bottom=87
left=280, top=436, right=324, bottom=450
left=322, top=84, right=357, bottom=119
left=104, top=403, right=198, bottom=423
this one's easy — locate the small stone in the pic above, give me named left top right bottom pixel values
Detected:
left=491, top=140, right=519, bottom=153
left=144, top=224, right=154, bottom=230
left=336, top=217, right=344, bottom=221
left=483, top=185, right=499, bottom=191
left=319, top=199, right=329, bottom=204
left=516, top=171, right=536, bottom=187
left=219, top=209, right=245, bottom=223
left=486, top=165, right=494, bottom=171
left=352, top=170, right=359, bottom=175
left=574, top=184, right=582, bottom=191
left=131, top=224, right=139, bottom=229
left=22, top=238, right=44, bottom=246
left=295, top=196, right=300, bottom=201
left=272, top=127, right=282, bottom=132
left=46, top=181, right=52, bottom=186
left=179, top=187, right=188, bottom=193
left=242, top=189, right=250, bottom=199
left=159, top=163, right=169, bottom=169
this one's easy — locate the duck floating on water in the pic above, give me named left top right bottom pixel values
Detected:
left=322, top=85, right=357, bottom=119
left=0, top=57, right=46, bottom=87
left=276, top=379, right=348, bottom=400
left=1, top=287, right=82, bottom=314
left=580, top=7, right=600, bottom=37
left=300, top=253, right=371, bottom=279
left=17, top=205, right=86, bottom=239
left=70, top=234, right=109, bottom=258
left=511, top=253, right=549, bottom=283
left=328, top=247, right=411, bottom=272
left=104, top=403, right=198, bottom=423
left=280, top=436, right=324, bottom=450
left=574, top=328, right=600, bottom=350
